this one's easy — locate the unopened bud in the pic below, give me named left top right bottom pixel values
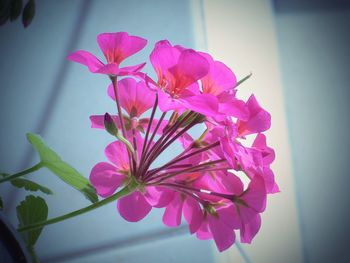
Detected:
left=104, top=113, right=118, bottom=136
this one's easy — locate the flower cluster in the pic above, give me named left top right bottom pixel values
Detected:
left=68, top=32, right=279, bottom=252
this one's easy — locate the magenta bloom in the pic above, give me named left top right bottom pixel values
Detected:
left=67, top=32, right=147, bottom=76
left=71, top=32, right=278, bottom=252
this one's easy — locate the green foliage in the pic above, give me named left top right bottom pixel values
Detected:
left=235, top=72, right=252, bottom=88
left=26, top=133, right=98, bottom=203
left=10, top=0, right=22, bottom=21
left=11, top=178, right=53, bottom=195
left=22, top=0, right=35, bottom=27
left=16, top=195, right=48, bottom=247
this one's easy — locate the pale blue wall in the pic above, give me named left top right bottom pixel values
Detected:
left=274, top=1, right=350, bottom=262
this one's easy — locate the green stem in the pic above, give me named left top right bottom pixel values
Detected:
left=0, top=162, right=43, bottom=184
left=18, top=183, right=137, bottom=233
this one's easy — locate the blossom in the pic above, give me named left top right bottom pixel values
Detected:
left=67, top=32, right=147, bottom=76
left=149, top=40, right=222, bottom=117
left=70, top=32, right=278, bottom=252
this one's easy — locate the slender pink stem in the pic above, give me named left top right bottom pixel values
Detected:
left=141, top=94, right=158, bottom=157
left=111, top=77, right=134, bottom=173
left=145, top=141, right=220, bottom=179
left=159, top=182, right=235, bottom=201
left=147, top=159, right=226, bottom=184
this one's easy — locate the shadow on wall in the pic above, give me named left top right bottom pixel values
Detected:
left=273, top=0, right=350, bottom=263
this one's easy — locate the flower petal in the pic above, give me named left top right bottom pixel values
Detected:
left=200, top=52, right=237, bottom=95
left=89, top=162, right=125, bottom=197
left=238, top=95, right=271, bottom=136
left=118, top=62, right=147, bottom=76
left=90, top=115, right=120, bottom=129
left=108, top=78, right=156, bottom=117
left=117, top=191, right=152, bottom=222
left=67, top=50, right=104, bottom=72
left=150, top=40, right=180, bottom=83
left=168, top=49, right=209, bottom=93
left=104, top=141, right=129, bottom=171
left=196, top=221, right=212, bottom=240
left=162, top=193, right=184, bottom=227
left=240, top=214, right=261, bottom=244
left=181, top=93, right=219, bottom=117
left=208, top=213, right=236, bottom=252
left=144, top=186, right=175, bottom=208
left=183, top=197, right=203, bottom=234
left=97, top=32, right=147, bottom=64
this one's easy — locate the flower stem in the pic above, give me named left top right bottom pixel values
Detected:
left=146, top=141, right=220, bottom=178
left=17, top=183, right=137, bottom=233
left=0, top=163, right=43, bottom=184
left=111, top=77, right=134, bottom=173
left=147, top=159, right=226, bottom=184
left=141, top=94, right=158, bottom=157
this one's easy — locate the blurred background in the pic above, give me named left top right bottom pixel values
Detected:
left=0, top=0, right=349, bottom=262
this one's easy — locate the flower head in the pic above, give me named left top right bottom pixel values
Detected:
left=67, top=32, right=147, bottom=76
left=71, top=32, right=278, bottom=252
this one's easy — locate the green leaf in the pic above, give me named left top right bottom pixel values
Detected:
left=22, top=0, right=35, bottom=27
left=11, top=178, right=53, bottom=195
left=26, top=133, right=98, bottom=203
left=0, top=0, right=11, bottom=26
left=234, top=72, right=252, bottom=88
left=16, top=195, right=48, bottom=247
left=0, top=196, right=3, bottom=209
left=10, top=0, right=22, bottom=21
left=0, top=172, right=9, bottom=177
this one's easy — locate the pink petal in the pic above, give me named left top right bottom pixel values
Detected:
left=242, top=175, right=267, bottom=213
left=144, top=186, right=175, bottom=208
left=208, top=213, right=236, bottom=252
left=67, top=50, right=104, bottom=72
left=90, top=115, right=120, bottom=129
left=118, top=62, right=147, bottom=76
left=196, top=221, right=212, bottom=240
left=218, top=172, right=244, bottom=196
left=157, top=90, right=185, bottom=112
left=252, top=133, right=275, bottom=165
left=89, top=162, right=125, bottom=197
left=117, top=191, right=152, bottom=222
left=183, top=197, right=204, bottom=234
left=200, top=52, right=237, bottom=95
left=108, top=78, right=156, bottom=117
left=97, top=32, right=147, bottom=64
left=168, top=49, right=209, bottom=93
left=238, top=95, right=271, bottom=136
left=162, top=193, right=184, bottom=227
left=240, top=214, right=261, bottom=244
left=104, top=141, right=129, bottom=171
left=150, top=40, right=180, bottom=83
left=95, top=63, right=120, bottom=75
left=262, top=167, right=280, bottom=194
left=181, top=93, right=219, bottom=117
left=218, top=94, right=249, bottom=120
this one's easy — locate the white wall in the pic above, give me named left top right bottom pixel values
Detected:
left=203, top=1, right=303, bottom=262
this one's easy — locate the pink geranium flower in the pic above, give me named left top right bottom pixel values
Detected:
left=90, top=138, right=173, bottom=222
left=237, top=94, right=271, bottom=136
left=149, top=40, right=223, bottom=116
left=69, top=32, right=278, bottom=253
left=67, top=32, right=147, bottom=76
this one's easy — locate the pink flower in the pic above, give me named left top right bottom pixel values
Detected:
left=107, top=78, right=155, bottom=118
left=237, top=95, right=271, bottom=136
left=67, top=32, right=147, bottom=76
left=70, top=32, right=278, bottom=253
left=149, top=40, right=222, bottom=116
left=90, top=139, right=173, bottom=222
